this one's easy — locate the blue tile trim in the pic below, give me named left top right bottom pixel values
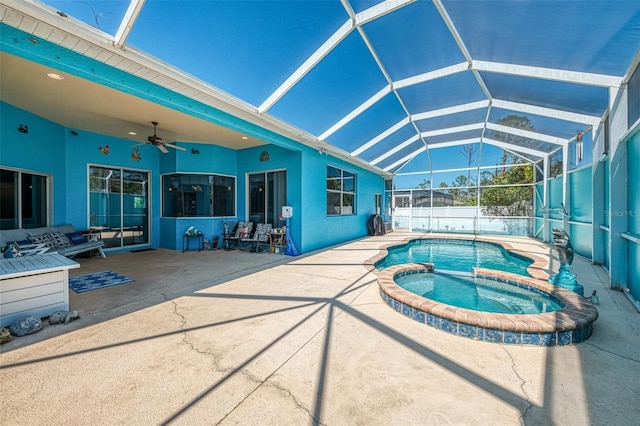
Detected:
left=412, top=308, right=425, bottom=323
left=477, top=327, right=484, bottom=341
left=402, top=303, right=413, bottom=317
left=539, top=333, right=557, bottom=346
left=557, top=331, right=572, bottom=345
left=459, top=324, right=477, bottom=339
left=426, top=314, right=441, bottom=328
left=522, top=333, right=541, bottom=346
left=382, top=289, right=586, bottom=346
left=484, top=329, right=503, bottom=343
left=571, top=326, right=592, bottom=343
left=504, top=331, right=522, bottom=345
left=441, top=319, right=458, bottom=335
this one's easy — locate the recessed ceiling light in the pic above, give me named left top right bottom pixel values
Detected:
left=241, top=136, right=248, bottom=140
left=128, top=131, right=137, bottom=135
left=46, top=72, right=64, bottom=80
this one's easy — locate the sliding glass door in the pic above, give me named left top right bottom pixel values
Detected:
left=89, top=166, right=150, bottom=248
left=248, top=170, right=286, bottom=227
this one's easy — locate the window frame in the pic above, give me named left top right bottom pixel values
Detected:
left=326, top=165, right=356, bottom=216
left=161, top=172, right=236, bottom=218
left=0, top=167, right=51, bottom=230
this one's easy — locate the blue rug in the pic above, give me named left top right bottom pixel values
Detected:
left=69, top=270, right=134, bottom=293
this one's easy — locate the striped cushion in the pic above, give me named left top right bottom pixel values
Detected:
left=29, top=233, right=57, bottom=249
left=50, top=232, right=72, bottom=248
left=255, top=223, right=272, bottom=242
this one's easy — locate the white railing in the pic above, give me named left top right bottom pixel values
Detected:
left=392, top=207, right=533, bottom=236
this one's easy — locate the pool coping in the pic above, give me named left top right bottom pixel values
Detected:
left=363, top=234, right=550, bottom=280
left=365, top=236, right=599, bottom=345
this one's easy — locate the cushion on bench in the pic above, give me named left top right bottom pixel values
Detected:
left=0, top=225, right=105, bottom=259
left=65, top=231, right=87, bottom=245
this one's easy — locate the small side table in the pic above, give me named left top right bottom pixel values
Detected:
left=268, top=232, right=286, bottom=254
left=183, top=234, right=203, bottom=252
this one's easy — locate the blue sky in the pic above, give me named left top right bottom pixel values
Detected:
left=39, top=0, right=626, bottom=187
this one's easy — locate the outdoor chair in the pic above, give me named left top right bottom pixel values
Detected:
left=222, top=222, right=239, bottom=250
left=224, top=221, right=253, bottom=250
left=239, top=223, right=272, bottom=252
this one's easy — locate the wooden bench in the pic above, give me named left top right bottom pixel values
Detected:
left=0, top=224, right=106, bottom=259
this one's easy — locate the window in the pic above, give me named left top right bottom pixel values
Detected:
left=163, top=173, right=235, bottom=217
left=327, top=166, right=356, bottom=215
left=0, top=168, right=49, bottom=230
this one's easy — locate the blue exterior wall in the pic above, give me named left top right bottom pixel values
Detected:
left=1, top=102, right=162, bottom=246
left=236, top=144, right=303, bottom=249
left=1, top=101, right=383, bottom=254
left=299, top=148, right=383, bottom=253
left=1, top=103, right=67, bottom=226
left=159, top=143, right=239, bottom=250
left=236, top=144, right=384, bottom=254
left=1, top=24, right=386, bottom=254
left=65, top=130, right=161, bottom=243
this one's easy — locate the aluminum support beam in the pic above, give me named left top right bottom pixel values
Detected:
left=473, top=60, right=623, bottom=88
left=114, top=0, right=145, bottom=48
left=562, top=144, right=570, bottom=230
left=543, top=155, right=550, bottom=242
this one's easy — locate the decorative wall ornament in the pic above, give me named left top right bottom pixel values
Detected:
left=99, top=145, right=109, bottom=155
left=18, top=124, right=29, bottom=134
left=131, top=148, right=141, bottom=161
left=191, top=148, right=200, bottom=155
left=259, top=150, right=269, bottom=162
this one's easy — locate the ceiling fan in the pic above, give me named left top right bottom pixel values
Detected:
left=138, top=121, right=186, bottom=153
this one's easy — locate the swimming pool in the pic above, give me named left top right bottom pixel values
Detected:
left=395, top=271, right=562, bottom=314
left=375, top=238, right=533, bottom=276
left=377, top=264, right=598, bottom=346
left=366, top=236, right=598, bottom=346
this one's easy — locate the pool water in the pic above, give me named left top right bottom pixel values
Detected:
left=376, top=239, right=532, bottom=276
left=395, top=272, right=562, bottom=314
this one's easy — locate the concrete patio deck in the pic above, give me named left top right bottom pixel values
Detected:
left=1, top=233, right=638, bottom=425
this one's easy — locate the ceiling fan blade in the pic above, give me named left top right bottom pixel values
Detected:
left=157, top=144, right=169, bottom=154
left=164, top=143, right=187, bottom=151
